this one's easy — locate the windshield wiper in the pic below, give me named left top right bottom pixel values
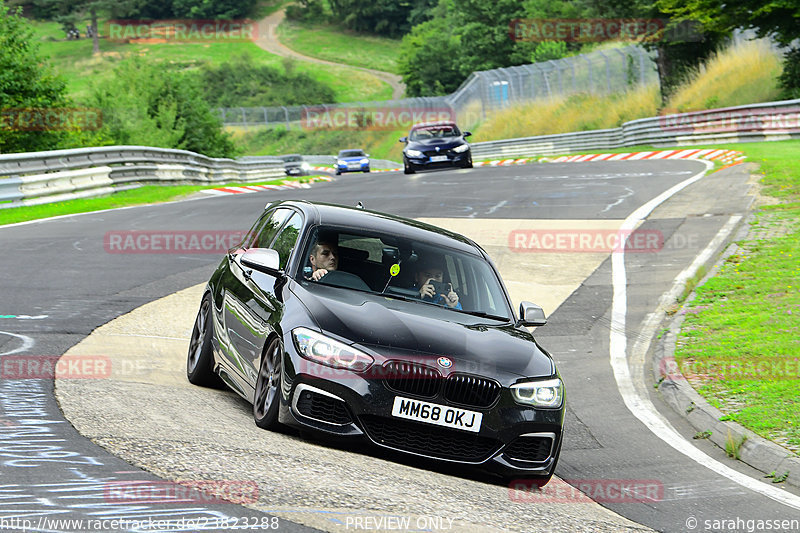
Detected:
left=460, top=310, right=511, bottom=322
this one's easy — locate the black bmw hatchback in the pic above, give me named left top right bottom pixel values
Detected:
left=401, top=121, right=473, bottom=174
left=187, top=200, right=564, bottom=484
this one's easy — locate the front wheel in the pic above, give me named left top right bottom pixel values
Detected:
left=253, top=337, right=282, bottom=430
left=187, top=293, right=222, bottom=387
left=403, top=160, right=416, bottom=174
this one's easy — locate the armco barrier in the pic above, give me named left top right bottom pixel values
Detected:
left=0, top=146, right=285, bottom=208
left=471, top=98, right=800, bottom=160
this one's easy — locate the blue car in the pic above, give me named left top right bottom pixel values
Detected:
left=335, top=149, right=370, bottom=175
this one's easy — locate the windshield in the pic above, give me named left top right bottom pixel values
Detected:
left=283, top=155, right=302, bottom=162
left=339, top=150, right=366, bottom=158
left=409, top=124, right=461, bottom=141
left=297, top=226, right=512, bottom=321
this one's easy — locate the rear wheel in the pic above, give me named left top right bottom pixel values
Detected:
left=253, top=337, right=282, bottom=430
left=187, top=293, right=221, bottom=387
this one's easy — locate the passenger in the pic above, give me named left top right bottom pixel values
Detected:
left=308, top=239, right=338, bottom=281
left=411, top=258, right=461, bottom=309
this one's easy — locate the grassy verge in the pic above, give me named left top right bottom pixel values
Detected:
left=232, top=126, right=405, bottom=161
left=277, top=20, right=400, bottom=74
left=472, top=39, right=784, bottom=142
left=0, top=176, right=324, bottom=226
left=29, top=21, right=391, bottom=104
left=673, top=139, right=800, bottom=455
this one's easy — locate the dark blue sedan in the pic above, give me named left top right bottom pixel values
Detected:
left=401, top=121, right=473, bottom=174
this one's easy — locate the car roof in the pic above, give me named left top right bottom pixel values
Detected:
left=267, top=200, right=482, bottom=256
left=338, top=149, right=365, bottom=154
left=410, top=121, right=458, bottom=130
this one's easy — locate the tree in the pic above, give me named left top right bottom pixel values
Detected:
left=0, top=1, right=71, bottom=153
left=91, top=58, right=237, bottom=157
left=657, top=0, right=800, bottom=97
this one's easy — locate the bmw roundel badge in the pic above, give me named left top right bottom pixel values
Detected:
left=437, top=357, right=452, bottom=368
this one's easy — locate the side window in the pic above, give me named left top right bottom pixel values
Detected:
left=272, top=212, right=303, bottom=269
left=250, top=208, right=291, bottom=249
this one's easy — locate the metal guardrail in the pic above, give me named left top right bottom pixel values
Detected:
left=0, top=146, right=285, bottom=209
left=470, top=99, right=800, bottom=159
left=1, top=100, right=798, bottom=208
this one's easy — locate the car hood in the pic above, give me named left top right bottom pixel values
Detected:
left=339, top=156, right=367, bottom=162
left=293, top=283, right=554, bottom=379
left=406, top=137, right=466, bottom=151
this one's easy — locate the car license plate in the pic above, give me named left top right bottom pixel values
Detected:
left=391, top=396, right=482, bottom=433
left=348, top=163, right=360, bottom=168
left=430, top=155, right=448, bottom=162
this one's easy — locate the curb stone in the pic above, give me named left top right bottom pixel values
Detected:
left=651, top=213, right=800, bottom=490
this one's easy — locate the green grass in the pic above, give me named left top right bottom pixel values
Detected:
left=277, top=20, right=400, bottom=74
left=0, top=176, right=324, bottom=226
left=232, top=126, right=405, bottom=161
left=29, top=20, right=391, bottom=104
left=673, top=139, right=800, bottom=455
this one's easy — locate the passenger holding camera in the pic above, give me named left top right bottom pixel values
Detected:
left=413, top=259, right=461, bottom=309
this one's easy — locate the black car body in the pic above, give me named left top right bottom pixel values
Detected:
left=400, top=121, right=473, bottom=174
left=282, top=154, right=308, bottom=176
left=187, top=200, right=564, bottom=484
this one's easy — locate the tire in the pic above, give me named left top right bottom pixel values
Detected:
left=364, top=168, right=371, bottom=173
left=335, top=170, right=341, bottom=175
left=404, top=162, right=415, bottom=175
left=187, top=293, right=221, bottom=387
left=253, top=336, right=282, bottom=430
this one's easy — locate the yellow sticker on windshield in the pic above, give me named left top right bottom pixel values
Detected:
left=389, top=263, right=400, bottom=277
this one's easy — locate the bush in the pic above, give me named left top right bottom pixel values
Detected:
left=196, top=53, right=336, bottom=107
left=779, top=48, right=800, bottom=100
left=91, top=58, right=237, bottom=157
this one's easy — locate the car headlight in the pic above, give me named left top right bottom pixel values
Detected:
left=406, top=149, right=423, bottom=158
left=510, top=378, right=563, bottom=408
left=337, top=160, right=346, bottom=166
left=453, top=143, right=470, bottom=153
left=301, top=162, right=310, bottom=170
left=360, top=158, right=369, bottom=164
left=292, top=327, right=373, bottom=372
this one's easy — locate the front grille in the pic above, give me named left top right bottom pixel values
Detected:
left=423, top=149, right=451, bottom=157
left=444, top=374, right=501, bottom=408
left=360, top=415, right=500, bottom=462
left=382, top=361, right=441, bottom=398
left=504, top=435, right=553, bottom=463
left=295, top=389, right=353, bottom=425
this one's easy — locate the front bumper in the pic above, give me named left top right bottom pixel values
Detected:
left=336, top=163, right=370, bottom=173
left=278, top=343, right=564, bottom=477
left=405, top=150, right=471, bottom=170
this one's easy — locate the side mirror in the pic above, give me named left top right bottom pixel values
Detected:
left=399, top=137, right=407, bottom=143
left=241, top=248, right=281, bottom=275
left=518, top=301, right=546, bottom=327
left=463, top=131, right=472, bottom=137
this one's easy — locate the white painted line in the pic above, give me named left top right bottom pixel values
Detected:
left=609, top=161, right=800, bottom=511
left=0, top=330, right=35, bottom=356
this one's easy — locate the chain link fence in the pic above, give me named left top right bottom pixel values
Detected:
left=216, top=45, right=657, bottom=131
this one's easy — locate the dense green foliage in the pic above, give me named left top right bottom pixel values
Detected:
left=15, top=0, right=259, bottom=20
left=0, top=2, right=82, bottom=153
left=91, top=58, right=237, bottom=157
left=287, top=0, right=437, bottom=37
left=197, top=54, right=336, bottom=107
left=779, top=48, right=800, bottom=99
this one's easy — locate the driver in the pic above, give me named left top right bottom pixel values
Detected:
left=412, top=258, right=461, bottom=309
left=308, top=239, right=338, bottom=281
